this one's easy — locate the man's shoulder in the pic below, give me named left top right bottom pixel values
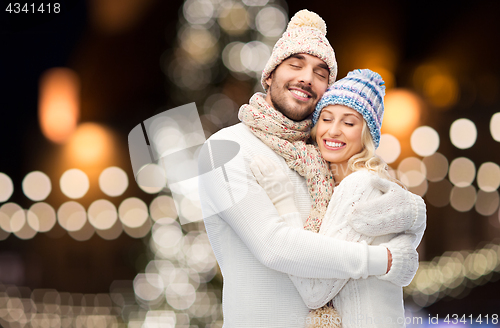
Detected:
left=208, top=123, right=253, bottom=141
left=206, top=123, right=271, bottom=156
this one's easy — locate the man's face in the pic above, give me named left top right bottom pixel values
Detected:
left=265, top=53, right=329, bottom=121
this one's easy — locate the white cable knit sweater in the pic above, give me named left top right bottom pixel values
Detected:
left=199, top=123, right=423, bottom=327
left=283, top=170, right=426, bottom=328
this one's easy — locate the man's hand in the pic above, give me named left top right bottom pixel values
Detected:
left=387, top=248, right=392, bottom=273
left=250, top=155, right=298, bottom=216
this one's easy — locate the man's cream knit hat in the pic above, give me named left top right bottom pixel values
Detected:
left=261, top=9, right=337, bottom=92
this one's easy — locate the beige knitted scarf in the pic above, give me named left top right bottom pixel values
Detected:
left=239, top=93, right=334, bottom=233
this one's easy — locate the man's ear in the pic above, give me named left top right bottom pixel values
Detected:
left=266, top=72, right=273, bottom=89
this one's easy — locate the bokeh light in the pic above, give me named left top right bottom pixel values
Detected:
left=60, top=169, right=90, bottom=199
left=255, top=7, right=287, bottom=37
left=152, top=219, right=183, bottom=252
left=476, top=162, right=500, bottom=192
left=397, top=157, right=427, bottom=188
left=179, top=26, right=218, bottom=65
left=450, top=119, right=477, bottom=149
left=179, top=196, right=203, bottom=223
left=422, top=152, right=449, bottom=182
left=449, top=157, right=476, bottom=187
left=27, top=202, right=56, bottom=232
left=22, top=171, right=52, bottom=202
left=136, top=163, right=166, bottom=194
left=0, top=211, right=11, bottom=239
left=57, top=201, right=87, bottom=231
left=133, top=274, right=164, bottom=303
left=490, top=112, right=500, bottom=142
left=7, top=205, right=26, bottom=233
left=218, top=3, right=249, bottom=36
left=203, top=93, right=239, bottom=129
left=95, top=220, right=123, bottom=240
left=167, top=55, right=212, bottom=90
left=88, top=0, right=156, bottom=34
left=68, top=220, right=95, bottom=241
left=99, top=166, right=129, bottom=197
left=413, top=64, right=459, bottom=109
left=243, top=0, right=269, bottom=7
left=450, top=185, right=477, bottom=212
left=66, top=123, right=114, bottom=165
left=426, top=180, right=453, bottom=207
left=123, top=218, right=151, bottom=239
left=0, top=203, right=23, bottom=233
left=14, top=211, right=37, bottom=240
left=165, top=282, right=196, bottom=310
left=184, top=232, right=217, bottom=274
left=423, top=73, right=459, bottom=109
left=183, top=0, right=215, bottom=25
left=222, top=42, right=246, bottom=73
left=381, top=89, right=422, bottom=137
left=375, top=134, right=400, bottom=164
left=38, top=68, right=80, bottom=144
left=408, top=179, right=428, bottom=197
left=150, top=195, right=178, bottom=221
left=0, top=209, right=12, bottom=233
left=88, top=199, right=118, bottom=230
left=241, top=41, right=271, bottom=75
left=0, top=173, right=14, bottom=202
left=411, top=126, right=440, bottom=157
left=475, top=190, right=499, bottom=216
left=118, top=197, right=148, bottom=228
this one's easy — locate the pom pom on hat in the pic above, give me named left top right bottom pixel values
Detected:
left=312, top=69, right=386, bottom=148
left=287, top=9, right=327, bottom=35
left=261, top=9, right=337, bottom=91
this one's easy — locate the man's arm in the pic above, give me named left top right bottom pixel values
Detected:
left=199, top=143, right=388, bottom=280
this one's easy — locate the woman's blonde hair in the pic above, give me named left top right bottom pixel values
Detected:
left=310, top=121, right=406, bottom=189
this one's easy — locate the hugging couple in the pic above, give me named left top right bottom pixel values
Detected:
left=198, top=9, right=426, bottom=328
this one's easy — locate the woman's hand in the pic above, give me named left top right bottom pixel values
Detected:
left=250, top=155, right=299, bottom=216
left=347, top=176, right=426, bottom=236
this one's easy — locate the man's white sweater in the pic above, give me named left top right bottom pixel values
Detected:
left=198, top=123, right=420, bottom=327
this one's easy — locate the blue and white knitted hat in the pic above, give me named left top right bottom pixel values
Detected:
left=312, top=69, right=386, bottom=148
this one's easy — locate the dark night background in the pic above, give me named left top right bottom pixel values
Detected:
left=1, top=0, right=500, bottom=326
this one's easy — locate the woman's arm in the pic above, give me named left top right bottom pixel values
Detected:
left=283, top=172, right=426, bottom=306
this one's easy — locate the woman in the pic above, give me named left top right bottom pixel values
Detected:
left=241, top=69, right=426, bottom=327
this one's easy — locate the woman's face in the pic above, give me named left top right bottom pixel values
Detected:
left=315, top=105, right=364, bottom=168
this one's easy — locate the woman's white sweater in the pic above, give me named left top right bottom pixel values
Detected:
left=284, top=170, right=426, bottom=328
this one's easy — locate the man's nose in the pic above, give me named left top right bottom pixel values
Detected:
left=297, top=67, right=314, bottom=85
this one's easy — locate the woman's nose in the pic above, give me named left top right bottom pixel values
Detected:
left=328, top=123, right=342, bottom=137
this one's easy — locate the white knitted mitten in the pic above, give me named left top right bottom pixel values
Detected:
left=378, top=233, right=420, bottom=286
left=250, top=155, right=298, bottom=216
left=347, top=177, right=427, bottom=236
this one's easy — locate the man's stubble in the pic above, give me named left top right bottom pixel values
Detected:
left=268, top=76, right=318, bottom=122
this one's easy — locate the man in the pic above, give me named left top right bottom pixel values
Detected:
left=198, top=10, right=422, bottom=327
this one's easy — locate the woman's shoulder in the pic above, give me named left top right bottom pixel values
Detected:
left=342, top=169, right=378, bottom=183
left=336, top=169, right=379, bottom=193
